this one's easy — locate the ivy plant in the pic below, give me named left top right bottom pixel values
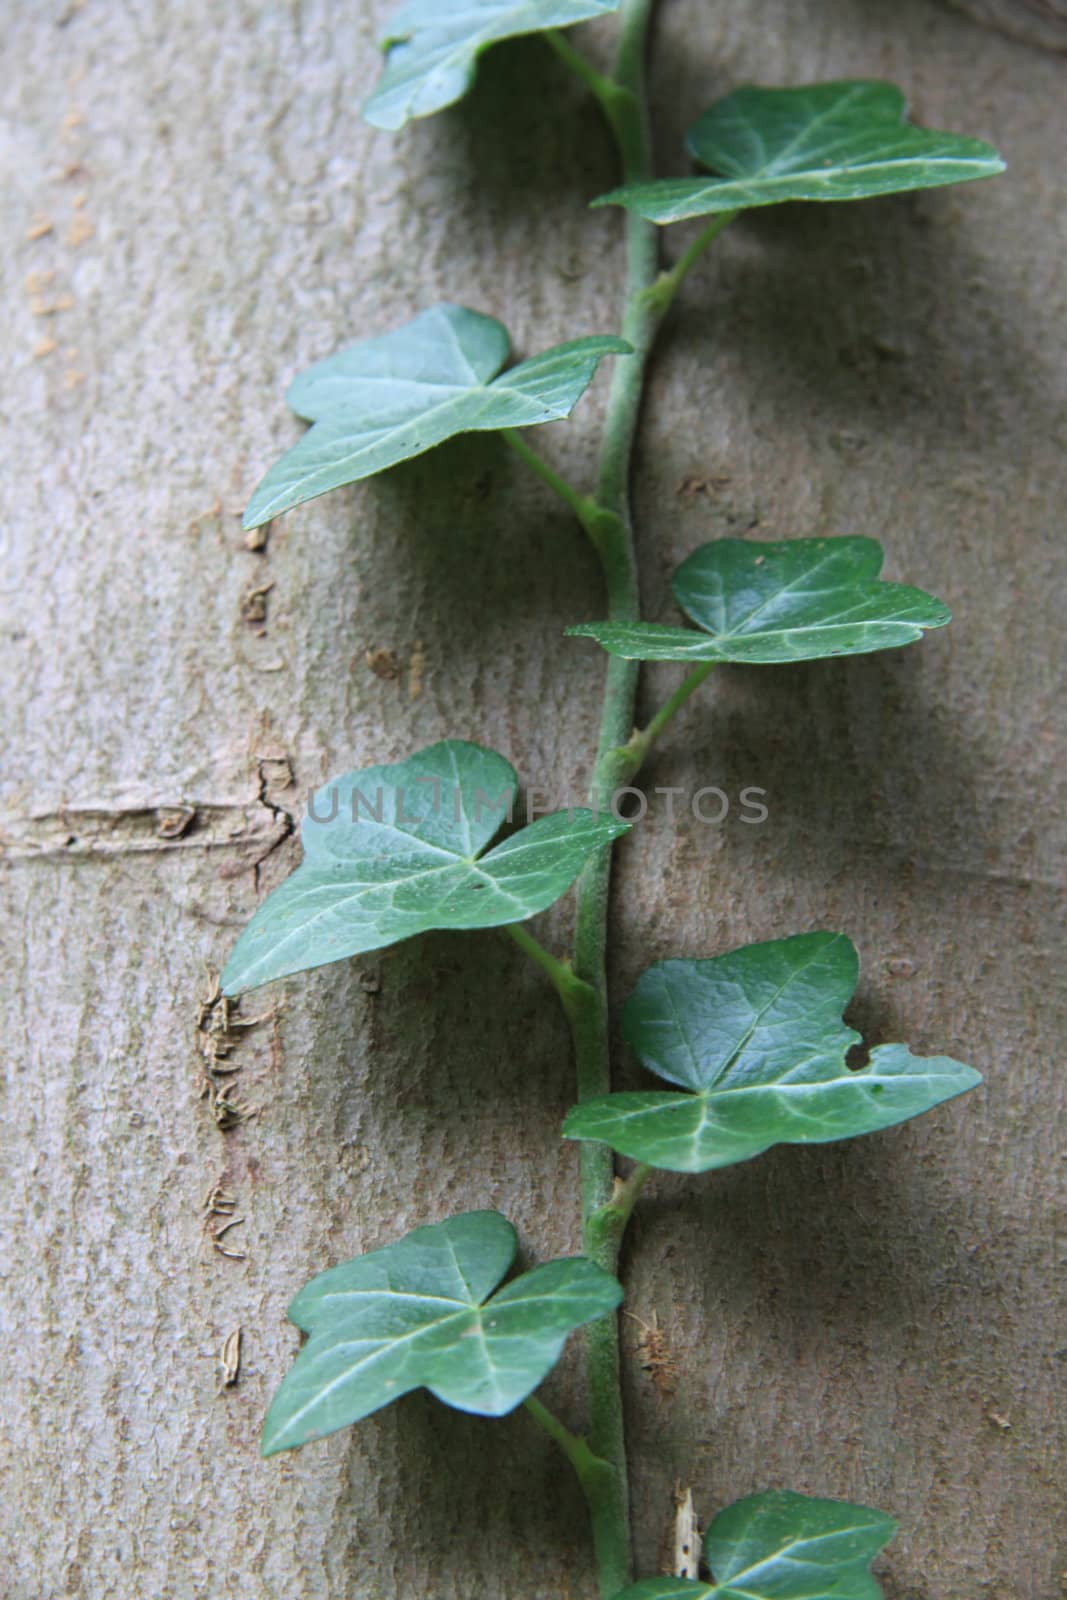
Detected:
left=614, top=1490, right=898, bottom=1600
left=563, top=932, right=980, bottom=1172
left=223, top=4, right=1003, bottom=1596
left=223, top=740, right=627, bottom=991
left=261, top=1211, right=623, bottom=1455
left=243, top=308, right=629, bottom=527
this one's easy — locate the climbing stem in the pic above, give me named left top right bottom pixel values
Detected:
left=586, top=1163, right=654, bottom=1269
left=529, top=8, right=735, bottom=1594
left=566, top=2, right=663, bottom=1595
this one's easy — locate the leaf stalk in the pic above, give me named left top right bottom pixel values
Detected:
left=523, top=1396, right=634, bottom=1590
left=622, top=660, right=718, bottom=775
left=543, top=28, right=624, bottom=122
left=523, top=1395, right=612, bottom=1492
left=648, top=210, right=739, bottom=310
left=505, top=922, right=598, bottom=1019
left=501, top=428, right=602, bottom=540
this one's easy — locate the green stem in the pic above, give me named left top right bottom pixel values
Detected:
left=650, top=210, right=738, bottom=309
left=566, top=2, right=661, bottom=1595
left=536, top=10, right=734, bottom=1596
left=523, top=1395, right=612, bottom=1491
left=621, top=661, right=718, bottom=777
left=586, top=1162, right=653, bottom=1266
left=501, top=428, right=600, bottom=538
left=543, top=28, right=619, bottom=116
left=504, top=922, right=596, bottom=1017
left=523, top=1396, right=626, bottom=1586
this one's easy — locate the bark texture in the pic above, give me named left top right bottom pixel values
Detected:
left=2, top=2, right=1063, bottom=1597
left=943, top=0, right=1067, bottom=51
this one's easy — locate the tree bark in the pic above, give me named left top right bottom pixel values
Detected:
left=2, top=2, right=1063, bottom=1596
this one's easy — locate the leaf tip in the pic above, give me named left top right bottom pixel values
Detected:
left=218, top=947, right=249, bottom=998
left=360, top=104, right=395, bottom=132
left=241, top=505, right=269, bottom=534
left=259, top=1400, right=301, bottom=1457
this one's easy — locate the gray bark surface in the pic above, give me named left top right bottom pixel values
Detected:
left=945, top=0, right=1067, bottom=51
left=2, top=2, right=1063, bottom=1596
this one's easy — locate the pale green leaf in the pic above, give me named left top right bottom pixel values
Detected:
left=363, top=0, right=624, bottom=130
left=564, top=932, right=980, bottom=1172
left=244, top=303, right=629, bottom=528
left=222, top=740, right=627, bottom=994
left=596, top=80, right=1005, bottom=222
left=567, top=537, right=950, bottom=664
left=615, top=1489, right=897, bottom=1600
left=262, top=1210, right=623, bottom=1455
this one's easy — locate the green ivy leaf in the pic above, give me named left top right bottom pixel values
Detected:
left=222, top=740, right=627, bottom=994
left=363, top=0, right=624, bottom=130
left=596, top=80, right=1005, bottom=222
left=261, top=1210, right=623, bottom=1455
left=567, top=537, right=950, bottom=664
left=564, top=932, right=980, bottom=1172
left=615, top=1489, right=897, bottom=1600
left=244, top=303, right=629, bottom=529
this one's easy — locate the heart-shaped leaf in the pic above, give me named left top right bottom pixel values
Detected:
left=567, top=537, right=950, bottom=664
left=244, top=303, right=630, bottom=529
left=614, top=1489, right=897, bottom=1600
left=564, top=932, right=980, bottom=1172
left=222, top=740, right=627, bottom=994
left=596, top=80, right=1005, bottom=222
left=363, top=0, right=624, bottom=130
left=262, top=1210, right=623, bottom=1454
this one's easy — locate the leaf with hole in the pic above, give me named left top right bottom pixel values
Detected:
left=244, top=303, right=629, bottom=528
left=567, top=537, right=950, bottom=664
left=614, top=1489, right=897, bottom=1600
left=596, top=80, right=1005, bottom=222
left=222, top=739, right=628, bottom=994
left=261, top=1210, right=623, bottom=1454
left=363, top=0, right=624, bottom=129
left=564, top=932, right=980, bottom=1172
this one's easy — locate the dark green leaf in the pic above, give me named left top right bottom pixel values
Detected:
left=363, top=0, right=624, bottom=130
left=596, top=80, right=1005, bottom=222
left=615, top=1489, right=897, bottom=1599
left=564, top=932, right=980, bottom=1172
left=261, top=1210, right=623, bottom=1454
left=244, top=303, right=629, bottom=528
left=568, top=537, right=950, bottom=664
left=222, top=740, right=627, bottom=994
